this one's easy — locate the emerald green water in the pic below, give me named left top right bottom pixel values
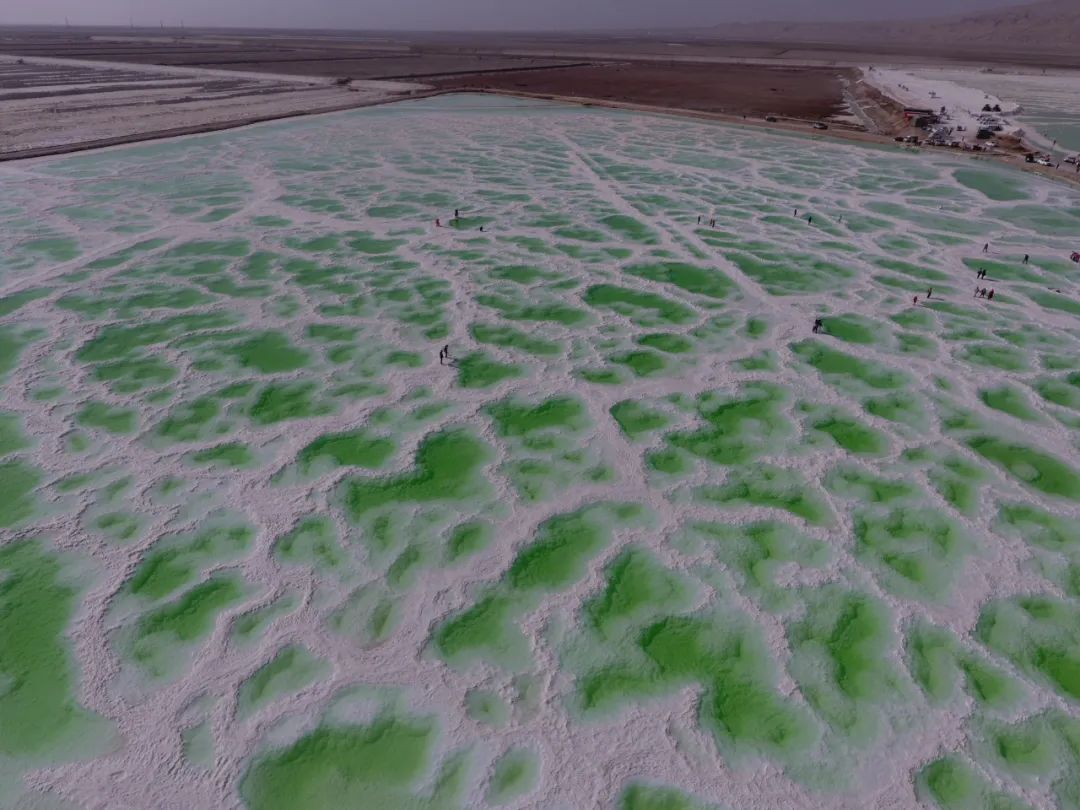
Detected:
left=2, top=92, right=1080, bottom=809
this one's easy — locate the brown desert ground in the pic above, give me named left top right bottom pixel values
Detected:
left=0, top=27, right=874, bottom=160
left=432, top=63, right=853, bottom=121
left=712, top=0, right=1080, bottom=54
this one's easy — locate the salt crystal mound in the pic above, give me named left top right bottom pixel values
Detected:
left=889, top=67, right=1080, bottom=155
left=1, top=93, right=1080, bottom=810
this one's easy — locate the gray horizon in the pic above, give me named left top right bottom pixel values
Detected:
left=0, top=0, right=1035, bottom=32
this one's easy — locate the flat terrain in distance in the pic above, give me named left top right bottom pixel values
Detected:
left=0, top=28, right=582, bottom=78
left=5, top=25, right=1080, bottom=74
left=5, top=19, right=1079, bottom=155
left=0, top=27, right=866, bottom=137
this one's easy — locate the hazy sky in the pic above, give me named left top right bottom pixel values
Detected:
left=0, top=0, right=1029, bottom=31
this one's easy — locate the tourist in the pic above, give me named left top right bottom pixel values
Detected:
left=812, top=318, right=823, bottom=334
left=988, top=289, right=995, bottom=300
left=984, top=243, right=989, bottom=253
left=913, top=296, right=919, bottom=305
left=1023, top=254, right=1030, bottom=264
left=927, top=287, right=933, bottom=298
left=436, top=218, right=441, bottom=227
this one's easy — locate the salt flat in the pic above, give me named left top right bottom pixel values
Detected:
left=0, top=55, right=423, bottom=160
left=866, top=65, right=1080, bottom=157
left=906, top=67, right=1080, bottom=155
left=2, top=94, right=1080, bottom=810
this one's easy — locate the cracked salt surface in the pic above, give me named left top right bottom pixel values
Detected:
left=1, top=93, right=1080, bottom=810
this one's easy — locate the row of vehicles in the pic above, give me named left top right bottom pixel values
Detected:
left=1025, top=153, right=1079, bottom=167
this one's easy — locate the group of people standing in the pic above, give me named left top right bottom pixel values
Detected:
left=431, top=203, right=1027, bottom=353
left=975, top=268, right=994, bottom=299
left=436, top=209, right=484, bottom=230
left=912, top=287, right=934, bottom=305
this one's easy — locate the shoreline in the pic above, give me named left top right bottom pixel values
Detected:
left=459, top=87, right=1080, bottom=189
left=0, top=90, right=444, bottom=162
left=4, top=84, right=1079, bottom=190
left=0, top=51, right=431, bottom=163
left=864, top=63, right=1080, bottom=157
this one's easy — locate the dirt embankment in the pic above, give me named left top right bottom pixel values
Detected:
left=848, top=76, right=908, bottom=135
left=433, top=62, right=854, bottom=122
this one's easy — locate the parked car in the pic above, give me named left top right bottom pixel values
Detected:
left=764, top=115, right=778, bottom=123
left=813, top=122, right=829, bottom=130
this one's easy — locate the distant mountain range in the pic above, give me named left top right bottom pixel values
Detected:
left=712, top=0, right=1079, bottom=52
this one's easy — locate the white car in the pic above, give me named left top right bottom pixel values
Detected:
left=1065, top=156, right=1078, bottom=165
left=1036, top=158, right=1054, bottom=167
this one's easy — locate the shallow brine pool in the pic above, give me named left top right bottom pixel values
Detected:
left=2, top=94, right=1080, bottom=810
